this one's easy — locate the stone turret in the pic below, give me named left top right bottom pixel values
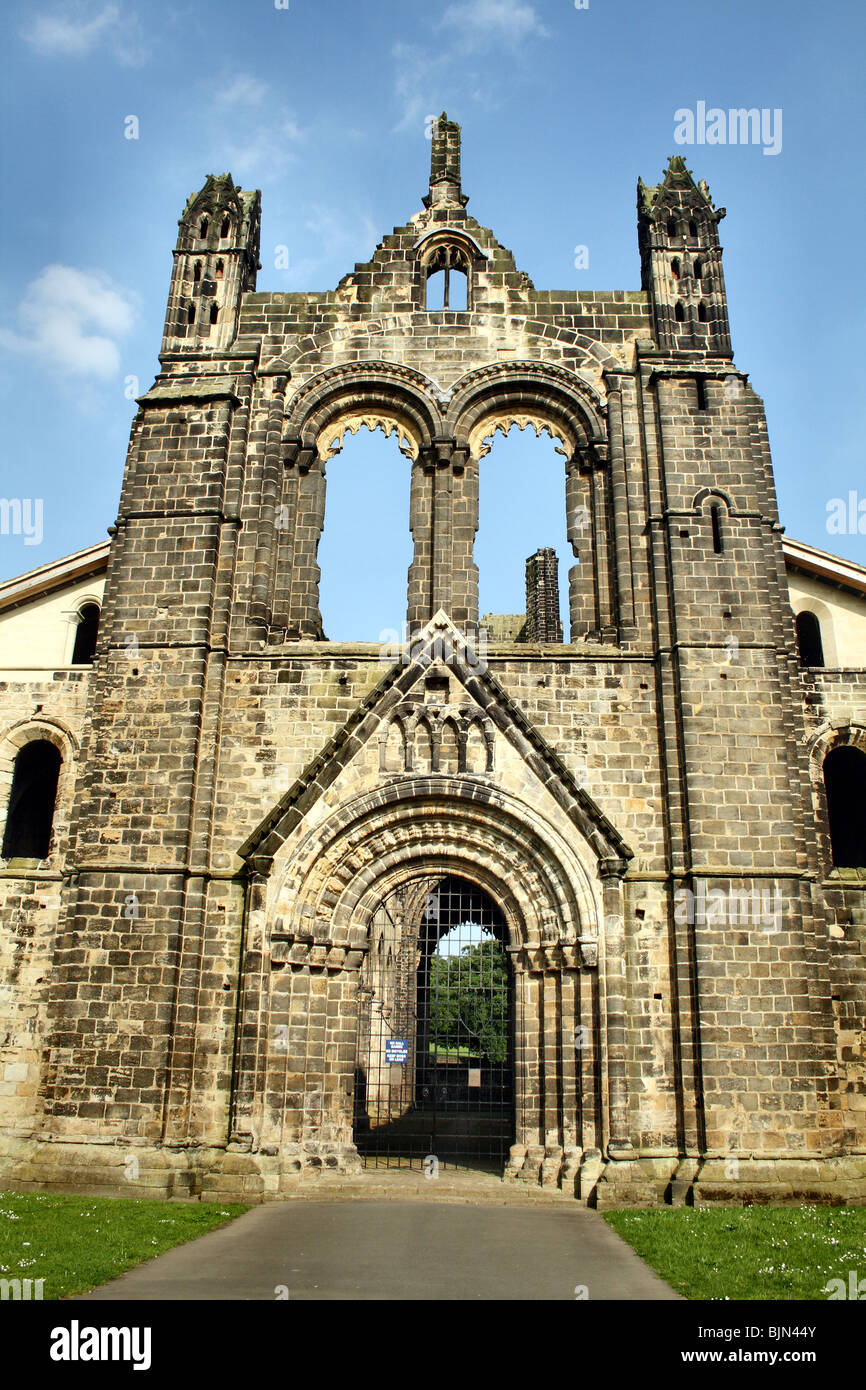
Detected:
left=161, top=173, right=261, bottom=355
left=637, top=156, right=732, bottom=356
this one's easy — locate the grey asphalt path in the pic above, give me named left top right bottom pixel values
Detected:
left=79, top=1201, right=681, bottom=1301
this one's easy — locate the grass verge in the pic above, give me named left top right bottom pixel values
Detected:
left=0, top=1191, right=249, bottom=1299
left=603, top=1205, right=866, bottom=1300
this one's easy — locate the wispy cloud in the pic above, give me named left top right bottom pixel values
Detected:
left=205, top=73, right=304, bottom=180
left=212, top=111, right=305, bottom=182
left=439, top=0, right=549, bottom=47
left=274, top=204, right=381, bottom=289
left=0, top=265, right=137, bottom=380
left=393, top=1, right=548, bottom=130
left=20, top=2, right=149, bottom=67
left=216, top=73, right=270, bottom=108
left=392, top=43, right=450, bottom=134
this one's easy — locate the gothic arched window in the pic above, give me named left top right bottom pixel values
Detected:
left=71, top=604, right=100, bottom=665
left=796, top=611, right=824, bottom=668
left=2, top=741, right=62, bottom=861
left=823, top=746, right=866, bottom=868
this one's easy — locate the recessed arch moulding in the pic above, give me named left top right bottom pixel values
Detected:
left=256, top=355, right=623, bottom=643
left=229, top=754, right=631, bottom=1184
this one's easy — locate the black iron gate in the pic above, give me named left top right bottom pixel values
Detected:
left=353, top=874, right=514, bottom=1171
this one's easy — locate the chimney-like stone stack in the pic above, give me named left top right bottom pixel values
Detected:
left=524, top=548, right=563, bottom=643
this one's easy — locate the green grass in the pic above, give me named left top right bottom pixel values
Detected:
left=604, top=1205, right=866, bottom=1300
left=0, top=1191, right=249, bottom=1299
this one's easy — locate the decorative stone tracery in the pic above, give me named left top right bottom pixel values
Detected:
left=315, top=410, right=420, bottom=462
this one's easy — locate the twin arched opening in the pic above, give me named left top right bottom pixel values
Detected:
left=269, top=366, right=610, bottom=643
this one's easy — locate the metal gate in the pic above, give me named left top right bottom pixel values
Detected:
left=353, top=873, right=514, bottom=1171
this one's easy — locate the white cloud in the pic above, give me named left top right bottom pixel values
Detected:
left=0, top=265, right=137, bottom=380
left=20, top=3, right=149, bottom=67
left=439, top=0, right=549, bottom=46
left=217, top=74, right=270, bottom=108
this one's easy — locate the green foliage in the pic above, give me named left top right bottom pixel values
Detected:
left=0, top=1191, right=248, bottom=1300
left=427, top=938, right=509, bottom=1063
left=604, top=1205, right=866, bottom=1300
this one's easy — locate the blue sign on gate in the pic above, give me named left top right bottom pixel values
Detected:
left=385, top=1039, right=409, bottom=1063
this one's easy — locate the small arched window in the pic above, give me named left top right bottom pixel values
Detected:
left=424, top=244, right=470, bottom=310
left=187, top=303, right=195, bottom=324
left=671, top=257, right=680, bottom=279
left=694, top=259, right=703, bottom=280
left=215, top=260, right=224, bottom=279
left=795, top=611, right=824, bottom=668
left=674, top=302, right=685, bottom=322
left=688, top=219, right=698, bottom=237
left=199, top=217, right=209, bottom=239
left=193, top=262, right=201, bottom=284
left=72, top=604, right=100, bottom=665
left=2, top=741, right=62, bottom=861
left=209, top=303, right=219, bottom=324
left=220, top=216, right=230, bottom=238
left=823, top=746, right=866, bottom=868
left=698, top=302, right=708, bottom=322
left=710, top=503, right=724, bottom=553
left=667, top=216, right=678, bottom=237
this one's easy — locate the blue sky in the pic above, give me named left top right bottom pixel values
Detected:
left=1, top=0, right=864, bottom=632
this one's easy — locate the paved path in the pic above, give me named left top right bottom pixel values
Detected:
left=80, top=1200, right=680, bottom=1301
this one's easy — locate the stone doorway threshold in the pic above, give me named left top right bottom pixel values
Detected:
left=275, top=1165, right=576, bottom=1206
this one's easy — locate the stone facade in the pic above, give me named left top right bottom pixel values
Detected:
left=0, top=117, right=864, bottom=1206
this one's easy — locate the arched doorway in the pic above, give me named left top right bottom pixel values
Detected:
left=353, top=872, right=514, bottom=1171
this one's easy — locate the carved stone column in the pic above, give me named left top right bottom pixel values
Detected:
left=283, top=443, right=324, bottom=640
left=229, top=871, right=269, bottom=1148
left=408, top=436, right=476, bottom=631
left=249, top=376, right=288, bottom=635
left=567, top=447, right=596, bottom=638
left=589, top=442, right=616, bottom=639
left=599, top=859, right=632, bottom=1157
left=407, top=449, right=434, bottom=631
left=604, top=375, right=637, bottom=636
left=449, top=443, right=478, bottom=628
